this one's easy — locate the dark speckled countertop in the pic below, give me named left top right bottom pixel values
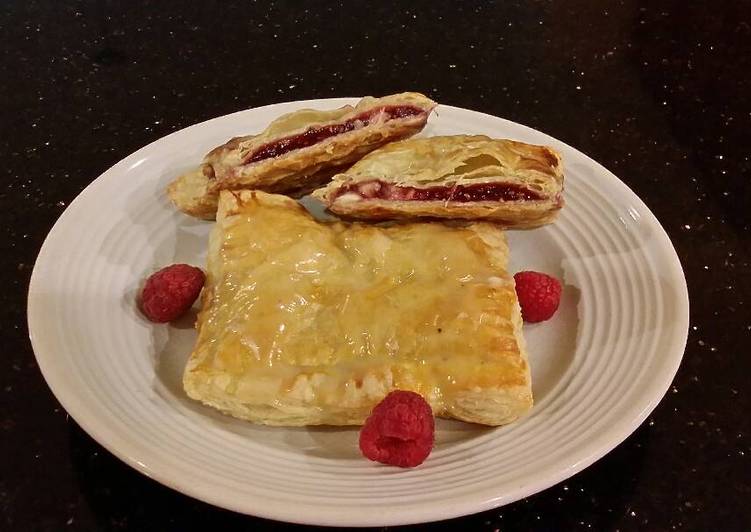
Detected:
left=2, top=1, right=750, bottom=530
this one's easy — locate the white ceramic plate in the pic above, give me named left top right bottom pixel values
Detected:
left=28, top=99, right=689, bottom=527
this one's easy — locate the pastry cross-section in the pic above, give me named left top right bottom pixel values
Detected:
left=183, top=190, right=533, bottom=426
left=167, top=92, right=436, bottom=219
left=313, top=135, right=564, bottom=228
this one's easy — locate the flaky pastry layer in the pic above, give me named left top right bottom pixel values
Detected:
left=167, top=93, right=436, bottom=219
left=313, top=135, right=564, bottom=228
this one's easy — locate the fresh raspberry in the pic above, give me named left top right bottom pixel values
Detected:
left=140, top=264, right=205, bottom=323
left=513, top=270, right=562, bottom=323
left=359, top=390, right=435, bottom=468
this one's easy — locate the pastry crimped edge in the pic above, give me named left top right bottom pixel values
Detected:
left=166, top=165, right=219, bottom=220
left=313, top=134, right=564, bottom=228
left=182, top=190, right=533, bottom=426
left=167, top=92, right=436, bottom=219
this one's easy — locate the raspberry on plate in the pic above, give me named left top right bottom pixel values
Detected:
left=140, top=264, right=205, bottom=323
left=359, top=390, right=435, bottom=468
left=513, top=270, right=562, bottom=323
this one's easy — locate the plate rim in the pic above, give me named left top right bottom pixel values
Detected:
left=28, top=99, right=689, bottom=526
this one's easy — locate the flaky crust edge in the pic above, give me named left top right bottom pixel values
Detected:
left=324, top=198, right=562, bottom=229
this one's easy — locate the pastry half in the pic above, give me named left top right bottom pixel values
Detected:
left=183, top=190, right=533, bottom=426
left=167, top=92, right=436, bottom=219
left=313, top=135, right=564, bottom=228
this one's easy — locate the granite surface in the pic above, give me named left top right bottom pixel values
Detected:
left=2, top=1, right=750, bottom=530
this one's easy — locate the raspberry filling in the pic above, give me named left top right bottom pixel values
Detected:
left=333, top=180, right=544, bottom=202
left=246, top=105, right=425, bottom=163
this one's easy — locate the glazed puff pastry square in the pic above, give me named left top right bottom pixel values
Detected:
left=183, top=190, right=533, bottom=426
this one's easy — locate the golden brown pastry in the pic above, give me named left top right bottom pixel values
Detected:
left=168, top=92, right=437, bottom=219
left=313, top=135, right=564, bottom=228
left=183, top=190, right=533, bottom=426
